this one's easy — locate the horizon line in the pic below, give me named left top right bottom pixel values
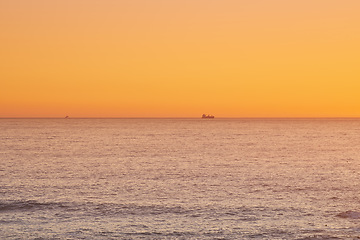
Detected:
left=2, top=117, right=360, bottom=120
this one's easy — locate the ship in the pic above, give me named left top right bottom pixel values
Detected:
left=202, top=114, right=214, bottom=119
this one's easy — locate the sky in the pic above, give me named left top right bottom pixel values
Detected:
left=1, top=0, right=360, bottom=118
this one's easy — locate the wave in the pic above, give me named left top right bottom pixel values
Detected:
left=0, top=200, right=258, bottom=220
left=296, top=235, right=342, bottom=240
left=0, top=200, right=198, bottom=216
left=336, top=210, right=360, bottom=219
left=0, top=200, right=67, bottom=212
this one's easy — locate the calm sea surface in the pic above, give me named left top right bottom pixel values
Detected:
left=1, top=119, right=360, bottom=239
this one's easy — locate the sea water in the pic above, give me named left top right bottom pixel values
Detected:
left=1, top=118, right=360, bottom=239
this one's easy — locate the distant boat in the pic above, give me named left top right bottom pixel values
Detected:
left=65, top=116, right=69, bottom=119
left=202, top=114, right=214, bottom=119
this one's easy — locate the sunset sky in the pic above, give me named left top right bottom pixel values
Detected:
left=1, top=0, right=360, bottom=118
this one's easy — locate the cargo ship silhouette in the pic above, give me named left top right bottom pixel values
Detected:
left=202, top=114, right=214, bottom=119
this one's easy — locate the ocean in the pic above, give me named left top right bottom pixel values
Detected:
left=1, top=118, right=360, bottom=239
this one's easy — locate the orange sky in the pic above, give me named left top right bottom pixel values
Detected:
left=1, top=0, right=360, bottom=118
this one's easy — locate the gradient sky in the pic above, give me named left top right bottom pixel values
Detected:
left=1, top=0, right=360, bottom=118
